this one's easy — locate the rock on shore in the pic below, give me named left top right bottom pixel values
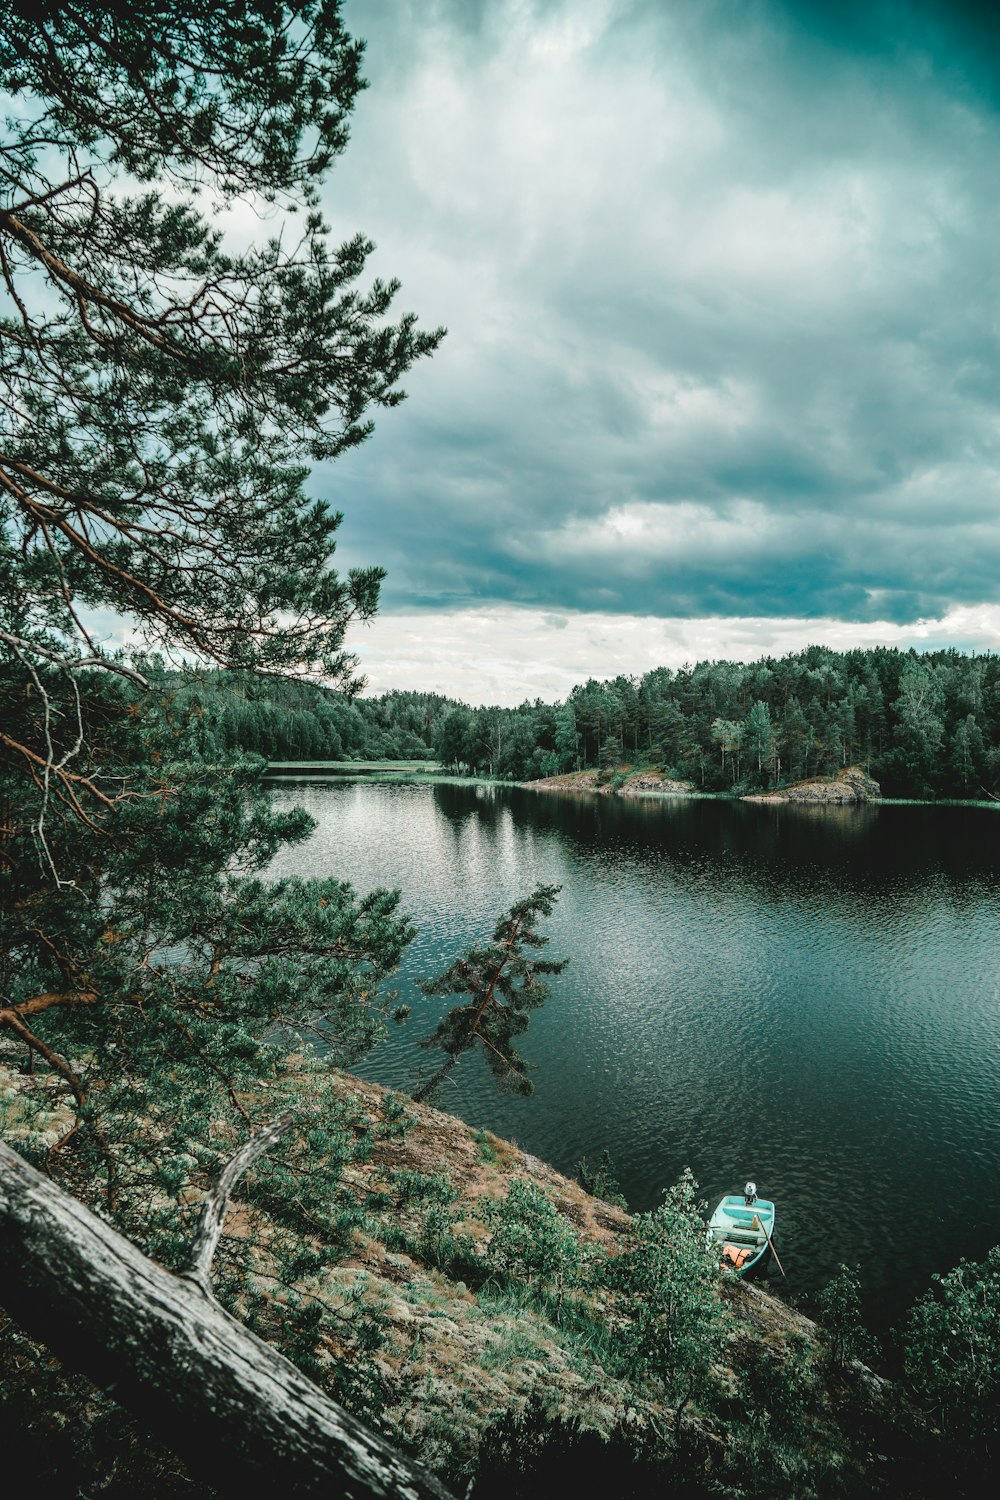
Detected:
left=744, top=765, right=881, bottom=804
left=523, top=768, right=695, bottom=797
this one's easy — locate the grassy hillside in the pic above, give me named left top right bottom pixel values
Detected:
left=2, top=1050, right=923, bottom=1497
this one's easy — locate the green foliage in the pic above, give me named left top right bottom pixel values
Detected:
left=714, top=1334, right=826, bottom=1495
left=473, top=1126, right=499, bottom=1164
left=553, top=703, right=580, bottom=772
left=1, top=25, right=442, bottom=694
left=0, top=0, right=436, bottom=1244
left=744, top=699, right=776, bottom=782
left=175, top=644, right=1000, bottom=799
left=483, top=1180, right=584, bottom=1296
left=598, top=735, right=624, bottom=775
left=735, top=1334, right=814, bottom=1442
left=413, top=884, right=567, bottom=1102
left=603, top=1169, right=731, bottom=1404
left=0, top=1, right=366, bottom=199
left=575, top=1148, right=627, bottom=1208
left=390, top=1169, right=459, bottom=1207
left=816, top=1264, right=879, bottom=1369
left=376, top=1169, right=484, bottom=1281
left=902, top=1246, right=1000, bottom=1450
left=416, top=1201, right=482, bottom=1279
left=0, top=4, right=441, bottom=1477
left=376, top=1091, right=413, bottom=1141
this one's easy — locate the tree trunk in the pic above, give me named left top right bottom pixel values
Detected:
left=412, top=1050, right=462, bottom=1104
left=0, top=1140, right=452, bottom=1499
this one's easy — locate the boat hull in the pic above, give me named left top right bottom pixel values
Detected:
left=707, top=1195, right=776, bottom=1279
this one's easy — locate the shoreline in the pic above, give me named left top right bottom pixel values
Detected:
left=263, top=761, right=1000, bottom=810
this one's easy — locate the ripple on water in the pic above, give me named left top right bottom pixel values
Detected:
left=266, top=783, right=1000, bottom=1329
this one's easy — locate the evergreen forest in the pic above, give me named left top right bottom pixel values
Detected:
left=170, top=644, right=1000, bottom=800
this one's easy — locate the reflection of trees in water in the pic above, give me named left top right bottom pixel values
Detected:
left=425, top=784, right=526, bottom=897
left=428, top=785, right=1000, bottom=924
left=744, top=802, right=881, bottom=840
left=432, top=781, right=512, bottom=835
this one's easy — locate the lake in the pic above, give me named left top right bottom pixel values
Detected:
left=265, top=780, right=1000, bottom=1330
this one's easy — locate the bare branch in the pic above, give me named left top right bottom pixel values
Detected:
left=187, top=1113, right=296, bottom=1293
left=0, top=626, right=149, bottom=689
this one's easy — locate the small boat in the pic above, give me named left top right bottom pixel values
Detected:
left=707, top=1187, right=775, bottom=1278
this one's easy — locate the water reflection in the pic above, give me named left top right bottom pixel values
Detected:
left=266, top=782, right=1000, bottom=1329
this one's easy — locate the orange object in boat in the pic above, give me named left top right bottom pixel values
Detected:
left=722, top=1243, right=754, bottom=1270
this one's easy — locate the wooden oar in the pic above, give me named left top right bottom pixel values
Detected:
left=753, top=1212, right=786, bottom=1277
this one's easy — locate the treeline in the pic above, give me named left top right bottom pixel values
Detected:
left=162, top=646, right=1000, bottom=800
left=161, top=669, right=449, bottom=763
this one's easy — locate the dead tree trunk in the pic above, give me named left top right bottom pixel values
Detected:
left=0, top=1138, right=452, bottom=1499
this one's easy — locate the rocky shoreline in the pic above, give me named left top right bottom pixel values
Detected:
left=522, top=768, right=696, bottom=798
left=742, top=766, right=881, bottom=805
left=522, top=765, right=881, bottom=804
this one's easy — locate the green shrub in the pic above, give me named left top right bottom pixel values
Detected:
left=816, top=1264, right=878, bottom=1369
left=379, top=1170, right=485, bottom=1280
left=603, top=1168, right=731, bottom=1410
left=718, top=1332, right=822, bottom=1493
left=903, top=1246, right=1000, bottom=1450
left=484, top=1181, right=583, bottom=1296
left=377, top=1091, right=413, bottom=1139
left=576, top=1148, right=627, bottom=1208
left=418, top=1201, right=473, bottom=1271
left=390, top=1169, right=458, bottom=1206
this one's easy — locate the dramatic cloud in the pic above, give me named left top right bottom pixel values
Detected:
left=42, top=2, right=1000, bottom=707
left=144, top=1, right=984, bottom=700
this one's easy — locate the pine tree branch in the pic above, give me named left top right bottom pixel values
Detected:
left=0, top=1008, right=87, bottom=1108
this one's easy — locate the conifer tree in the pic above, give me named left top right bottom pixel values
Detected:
left=413, top=885, right=566, bottom=1102
left=0, top=4, right=441, bottom=1464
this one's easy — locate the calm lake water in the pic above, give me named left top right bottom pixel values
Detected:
left=266, top=781, right=1000, bottom=1330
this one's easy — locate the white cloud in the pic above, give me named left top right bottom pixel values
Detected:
left=353, top=602, right=1000, bottom=707
left=524, top=498, right=789, bottom=569
left=65, top=3, right=1000, bottom=710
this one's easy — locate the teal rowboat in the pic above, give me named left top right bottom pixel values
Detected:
left=707, top=1194, right=775, bottom=1278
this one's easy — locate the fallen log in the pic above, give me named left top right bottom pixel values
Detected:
left=0, top=1131, right=452, bottom=1498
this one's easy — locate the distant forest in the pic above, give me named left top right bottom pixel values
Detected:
left=153, top=645, right=1000, bottom=801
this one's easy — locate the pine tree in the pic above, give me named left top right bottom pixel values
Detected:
left=744, top=700, right=775, bottom=781
left=413, top=886, right=566, bottom=1102
left=0, top=4, right=441, bottom=1467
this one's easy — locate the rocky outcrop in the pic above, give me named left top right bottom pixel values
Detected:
left=616, top=770, right=695, bottom=797
left=744, top=765, right=881, bottom=805
left=523, top=768, right=695, bottom=798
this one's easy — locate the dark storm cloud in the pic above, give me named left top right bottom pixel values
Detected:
left=322, top=0, right=1000, bottom=626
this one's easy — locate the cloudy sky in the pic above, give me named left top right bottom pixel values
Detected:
left=313, top=0, right=1000, bottom=704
